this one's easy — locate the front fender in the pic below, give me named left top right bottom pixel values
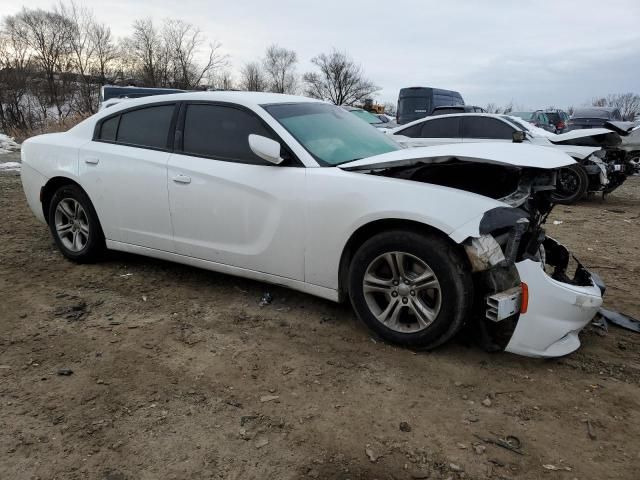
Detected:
left=304, top=168, right=506, bottom=289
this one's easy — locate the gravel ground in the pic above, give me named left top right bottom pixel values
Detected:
left=1, top=155, right=639, bottom=480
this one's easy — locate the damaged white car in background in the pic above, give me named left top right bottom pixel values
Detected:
left=389, top=113, right=638, bottom=204
left=20, top=92, right=604, bottom=358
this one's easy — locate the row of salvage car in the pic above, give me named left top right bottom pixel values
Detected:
left=20, top=91, right=626, bottom=360
left=384, top=112, right=640, bottom=204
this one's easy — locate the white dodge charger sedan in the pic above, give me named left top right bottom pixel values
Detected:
left=21, top=92, right=604, bottom=357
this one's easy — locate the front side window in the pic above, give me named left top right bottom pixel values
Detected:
left=182, top=104, right=275, bottom=164
left=264, top=103, right=399, bottom=166
left=462, top=117, right=515, bottom=140
left=116, top=104, right=175, bottom=149
left=419, top=117, right=460, bottom=138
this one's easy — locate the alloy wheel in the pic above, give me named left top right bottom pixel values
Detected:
left=362, top=251, right=442, bottom=333
left=54, top=198, right=90, bottom=252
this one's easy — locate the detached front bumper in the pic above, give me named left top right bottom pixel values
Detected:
left=505, top=243, right=604, bottom=358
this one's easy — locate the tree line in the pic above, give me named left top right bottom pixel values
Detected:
left=0, top=4, right=380, bottom=135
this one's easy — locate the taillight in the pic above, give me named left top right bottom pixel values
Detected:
left=520, top=283, right=529, bottom=314
left=557, top=121, right=565, bottom=129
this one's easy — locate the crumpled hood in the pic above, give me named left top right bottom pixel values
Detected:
left=338, top=142, right=575, bottom=171
left=549, top=126, right=622, bottom=147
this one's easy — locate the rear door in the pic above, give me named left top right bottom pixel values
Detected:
left=78, top=103, right=177, bottom=251
left=393, top=117, right=462, bottom=147
left=166, top=102, right=306, bottom=280
left=461, top=116, right=516, bottom=144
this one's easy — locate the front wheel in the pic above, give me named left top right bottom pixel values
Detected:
left=551, top=164, right=589, bottom=204
left=348, top=230, right=473, bottom=349
left=48, top=184, right=105, bottom=263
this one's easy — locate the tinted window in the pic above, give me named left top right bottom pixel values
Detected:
left=99, top=115, right=119, bottom=141
left=462, top=117, right=515, bottom=139
left=396, top=123, right=423, bottom=138
left=545, top=112, right=560, bottom=123
left=419, top=117, right=460, bottom=138
left=116, top=105, right=175, bottom=149
left=399, top=97, right=430, bottom=115
left=183, top=104, right=274, bottom=164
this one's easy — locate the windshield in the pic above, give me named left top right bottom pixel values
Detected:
left=264, top=103, right=399, bottom=166
left=349, top=109, right=383, bottom=124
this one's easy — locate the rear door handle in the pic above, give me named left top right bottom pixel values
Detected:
left=172, top=174, right=191, bottom=184
left=84, top=157, right=100, bottom=165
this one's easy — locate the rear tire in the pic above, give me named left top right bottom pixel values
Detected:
left=47, top=184, right=105, bottom=263
left=551, top=164, right=589, bottom=204
left=348, top=230, right=473, bottom=349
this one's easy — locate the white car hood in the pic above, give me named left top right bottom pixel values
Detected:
left=549, top=128, right=613, bottom=143
left=338, top=142, right=575, bottom=171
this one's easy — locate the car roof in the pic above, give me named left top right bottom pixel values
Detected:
left=572, top=106, right=618, bottom=116
left=97, top=91, right=324, bottom=114
left=392, top=112, right=514, bottom=132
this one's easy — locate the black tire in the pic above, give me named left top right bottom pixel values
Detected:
left=348, top=230, right=473, bottom=350
left=47, top=184, right=105, bottom=263
left=551, top=164, right=588, bottom=204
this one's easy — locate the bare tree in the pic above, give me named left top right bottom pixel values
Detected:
left=4, top=8, right=75, bottom=116
left=566, top=105, right=575, bottom=116
left=208, top=69, right=235, bottom=90
left=485, top=103, right=501, bottom=114
left=591, top=97, right=607, bottom=107
left=606, top=93, right=640, bottom=120
left=239, top=61, right=267, bottom=92
left=63, top=1, right=99, bottom=113
left=90, top=22, right=117, bottom=85
left=302, top=50, right=379, bottom=105
left=263, top=44, right=297, bottom=94
left=129, top=18, right=167, bottom=86
left=162, top=19, right=227, bottom=90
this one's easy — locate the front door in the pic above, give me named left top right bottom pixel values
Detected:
left=167, top=103, right=306, bottom=280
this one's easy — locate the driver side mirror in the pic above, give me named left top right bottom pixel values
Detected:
left=512, top=131, right=526, bottom=143
left=249, top=134, right=283, bottom=165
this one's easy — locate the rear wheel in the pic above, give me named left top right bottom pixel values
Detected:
left=348, top=230, right=473, bottom=349
left=48, top=184, right=105, bottom=263
left=551, top=164, right=588, bottom=204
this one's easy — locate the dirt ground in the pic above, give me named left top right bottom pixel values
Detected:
left=1, top=152, right=639, bottom=480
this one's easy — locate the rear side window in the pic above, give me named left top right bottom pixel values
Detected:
left=462, top=117, right=514, bottom=140
left=98, top=115, right=119, bottom=141
left=116, top=104, right=175, bottom=149
left=419, top=117, right=460, bottom=138
left=182, top=104, right=274, bottom=164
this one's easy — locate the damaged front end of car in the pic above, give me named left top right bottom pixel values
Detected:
left=340, top=144, right=605, bottom=357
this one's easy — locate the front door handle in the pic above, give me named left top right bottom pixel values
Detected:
left=84, top=157, right=100, bottom=165
left=172, top=174, right=191, bottom=184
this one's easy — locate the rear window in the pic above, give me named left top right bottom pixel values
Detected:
left=116, top=104, right=175, bottom=149
left=545, top=112, right=560, bottom=123
left=399, top=97, right=430, bottom=115
left=572, top=108, right=614, bottom=119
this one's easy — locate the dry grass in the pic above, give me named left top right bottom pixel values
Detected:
left=7, top=113, right=90, bottom=143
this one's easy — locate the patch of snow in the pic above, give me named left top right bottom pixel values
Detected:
left=0, top=134, right=20, bottom=154
left=0, top=162, right=21, bottom=172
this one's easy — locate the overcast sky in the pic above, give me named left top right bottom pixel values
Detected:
left=4, top=0, right=640, bottom=108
